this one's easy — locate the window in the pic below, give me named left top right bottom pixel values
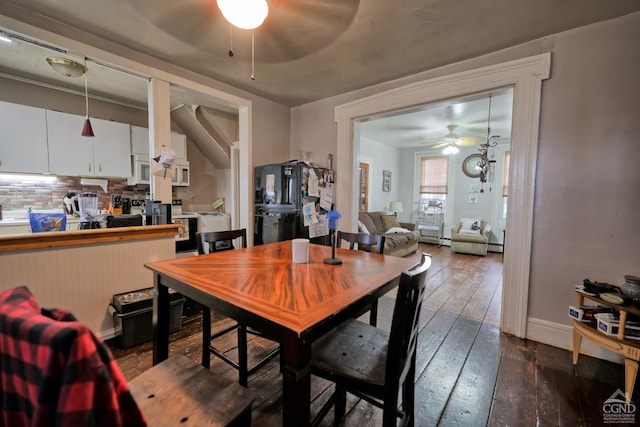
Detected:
left=502, top=151, right=511, bottom=219
left=420, top=156, right=448, bottom=202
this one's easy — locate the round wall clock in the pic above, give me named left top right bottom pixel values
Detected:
left=462, top=153, right=485, bottom=178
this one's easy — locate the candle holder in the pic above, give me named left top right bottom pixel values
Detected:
left=323, top=210, right=343, bottom=265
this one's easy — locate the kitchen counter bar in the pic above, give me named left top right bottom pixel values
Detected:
left=0, top=224, right=180, bottom=339
left=0, top=224, right=179, bottom=252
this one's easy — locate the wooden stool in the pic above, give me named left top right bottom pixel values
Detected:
left=128, top=354, right=255, bottom=426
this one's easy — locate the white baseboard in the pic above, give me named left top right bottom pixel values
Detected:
left=526, top=317, right=624, bottom=364
left=96, top=327, right=120, bottom=342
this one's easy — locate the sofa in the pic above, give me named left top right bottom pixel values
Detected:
left=450, top=218, right=491, bottom=256
left=357, top=211, right=419, bottom=257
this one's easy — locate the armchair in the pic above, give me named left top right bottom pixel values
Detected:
left=450, top=218, right=491, bottom=256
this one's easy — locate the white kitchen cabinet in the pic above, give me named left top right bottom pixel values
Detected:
left=0, top=101, right=49, bottom=173
left=127, top=129, right=188, bottom=186
left=131, top=127, right=186, bottom=159
left=47, top=110, right=131, bottom=177
left=130, top=125, right=149, bottom=155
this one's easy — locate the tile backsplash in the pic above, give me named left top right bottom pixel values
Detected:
left=0, top=175, right=152, bottom=212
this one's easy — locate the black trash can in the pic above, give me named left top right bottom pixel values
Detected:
left=111, top=287, right=185, bottom=349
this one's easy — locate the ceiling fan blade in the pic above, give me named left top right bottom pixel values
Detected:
left=131, top=0, right=360, bottom=63
left=456, top=136, right=483, bottom=147
left=430, top=141, right=450, bottom=148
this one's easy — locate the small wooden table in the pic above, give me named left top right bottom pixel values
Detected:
left=573, top=290, right=640, bottom=403
left=146, top=241, right=418, bottom=426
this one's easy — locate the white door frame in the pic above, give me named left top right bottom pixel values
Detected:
left=335, top=54, right=551, bottom=337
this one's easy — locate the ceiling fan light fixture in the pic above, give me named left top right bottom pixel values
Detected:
left=46, top=57, right=86, bottom=78
left=443, top=145, right=459, bottom=155
left=444, top=124, right=459, bottom=142
left=217, top=0, right=269, bottom=30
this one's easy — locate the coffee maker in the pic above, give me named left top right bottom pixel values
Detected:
left=72, top=192, right=101, bottom=229
left=144, top=200, right=171, bottom=225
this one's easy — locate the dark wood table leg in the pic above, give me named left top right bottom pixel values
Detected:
left=201, top=306, right=211, bottom=369
left=237, top=324, right=249, bottom=387
left=152, top=275, right=170, bottom=366
left=281, top=332, right=311, bottom=427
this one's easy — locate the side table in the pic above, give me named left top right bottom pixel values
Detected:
left=573, top=290, right=640, bottom=403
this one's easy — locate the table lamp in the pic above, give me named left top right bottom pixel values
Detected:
left=323, top=210, right=343, bottom=265
left=389, top=201, right=403, bottom=217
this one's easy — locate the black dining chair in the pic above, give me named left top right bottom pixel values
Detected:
left=337, top=231, right=385, bottom=326
left=309, top=252, right=431, bottom=427
left=196, top=229, right=279, bottom=387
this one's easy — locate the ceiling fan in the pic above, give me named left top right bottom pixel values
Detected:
left=429, top=125, right=483, bottom=149
left=129, top=0, right=360, bottom=63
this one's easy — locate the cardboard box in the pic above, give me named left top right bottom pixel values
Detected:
left=595, top=313, right=640, bottom=340
left=568, top=305, right=612, bottom=323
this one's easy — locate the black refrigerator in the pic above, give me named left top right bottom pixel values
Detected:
left=254, top=161, right=333, bottom=245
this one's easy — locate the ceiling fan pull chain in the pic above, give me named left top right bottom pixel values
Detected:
left=228, top=23, right=234, bottom=57
left=251, top=29, right=256, bottom=80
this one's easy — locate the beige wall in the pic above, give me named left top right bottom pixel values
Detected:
left=530, top=13, right=640, bottom=323
left=290, top=13, right=640, bottom=332
left=251, top=96, right=290, bottom=166
left=0, top=76, right=148, bottom=126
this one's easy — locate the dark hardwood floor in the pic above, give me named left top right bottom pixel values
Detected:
left=108, top=244, right=634, bottom=426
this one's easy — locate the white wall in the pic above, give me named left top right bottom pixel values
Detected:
left=359, top=137, right=401, bottom=214
left=392, top=143, right=509, bottom=245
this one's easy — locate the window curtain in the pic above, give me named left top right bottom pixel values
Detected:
left=420, top=156, right=448, bottom=194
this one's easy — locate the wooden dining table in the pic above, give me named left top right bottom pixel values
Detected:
left=145, top=241, right=418, bottom=426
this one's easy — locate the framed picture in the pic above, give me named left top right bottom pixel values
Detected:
left=382, top=170, right=391, bottom=192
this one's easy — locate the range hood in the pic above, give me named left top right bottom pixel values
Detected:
left=170, top=104, right=233, bottom=169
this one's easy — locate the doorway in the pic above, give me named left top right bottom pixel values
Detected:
left=334, top=54, right=551, bottom=337
left=357, top=89, right=513, bottom=244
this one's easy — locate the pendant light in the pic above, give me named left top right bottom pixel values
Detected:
left=81, top=58, right=94, bottom=137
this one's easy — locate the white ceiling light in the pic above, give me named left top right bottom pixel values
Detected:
left=46, top=57, right=86, bottom=78
left=442, top=145, right=459, bottom=155
left=217, top=0, right=269, bottom=30
left=0, top=32, right=11, bottom=43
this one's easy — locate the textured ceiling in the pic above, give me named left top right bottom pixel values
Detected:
left=1, top=0, right=639, bottom=107
left=0, top=1, right=638, bottom=150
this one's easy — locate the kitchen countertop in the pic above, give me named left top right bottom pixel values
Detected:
left=0, top=224, right=179, bottom=252
left=0, top=210, right=86, bottom=224
left=0, top=217, right=82, bottom=227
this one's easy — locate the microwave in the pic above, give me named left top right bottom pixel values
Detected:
left=172, top=161, right=190, bottom=187
left=128, top=156, right=189, bottom=187
left=128, top=155, right=151, bottom=185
